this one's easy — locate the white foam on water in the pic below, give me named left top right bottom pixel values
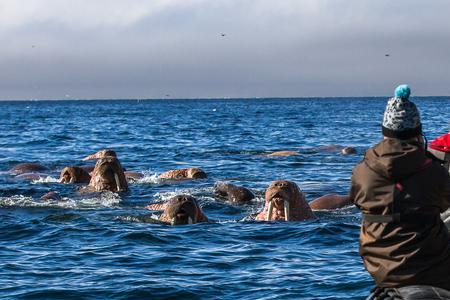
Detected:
left=0, top=192, right=122, bottom=210
left=146, top=188, right=214, bottom=211
left=152, top=186, right=214, bottom=202
left=253, top=195, right=265, bottom=204
left=152, top=190, right=185, bottom=202
left=135, top=173, right=160, bottom=184
left=0, top=195, right=36, bottom=207
left=215, top=219, right=239, bottom=224
left=115, top=213, right=161, bottom=223
left=31, top=176, right=60, bottom=184
left=76, top=192, right=122, bottom=209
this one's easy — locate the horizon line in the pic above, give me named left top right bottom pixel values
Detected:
left=1, top=95, right=450, bottom=102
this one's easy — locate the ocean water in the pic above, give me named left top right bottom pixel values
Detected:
left=0, top=97, right=449, bottom=300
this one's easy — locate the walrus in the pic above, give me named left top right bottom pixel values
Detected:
left=9, top=163, right=49, bottom=175
left=316, top=145, right=357, bottom=155
left=256, top=180, right=351, bottom=221
left=256, top=180, right=316, bottom=221
left=265, top=146, right=356, bottom=157
left=145, top=202, right=166, bottom=211
left=266, top=151, right=300, bottom=157
left=82, top=149, right=117, bottom=161
left=124, top=171, right=144, bottom=181
left=41, top=191, right=62, bottom=201
left=308, top=193, right=351, bottom=210
left=87, top=156, right=128, bottom=192
left=59, top=166, right=91, bottom=183
left=159, top=168, right=207, bottom=180
left=82, top=149, right=144, bottom=182
left=341, top=146, right=357, bottom=155
left=214, top=181, right=255, bottom=204
left=146, top=195, right=208, bottom=225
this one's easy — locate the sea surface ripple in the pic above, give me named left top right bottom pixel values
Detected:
left=1, top=97, right=449, bottom=299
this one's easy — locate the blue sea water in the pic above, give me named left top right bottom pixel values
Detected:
left=0, top=97, right=449, bottom=300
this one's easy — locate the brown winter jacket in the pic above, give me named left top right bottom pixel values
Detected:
left=351, top=138, right=450, bottom=290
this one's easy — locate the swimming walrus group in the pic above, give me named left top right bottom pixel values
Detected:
left=7, top=147, right=354, bottom=225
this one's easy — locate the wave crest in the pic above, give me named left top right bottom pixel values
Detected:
left=0, top=192, right=122, bottom=209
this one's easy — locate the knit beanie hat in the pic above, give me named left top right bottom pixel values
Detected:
left=395, top=84, right=411, bottom=99
left=382, top=85, right=422, bottom=139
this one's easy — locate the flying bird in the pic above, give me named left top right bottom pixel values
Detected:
left=221, top=33, right=226, bottom=37
left=385, top=54, right=390, bottom=57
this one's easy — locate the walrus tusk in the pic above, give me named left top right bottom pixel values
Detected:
left=69, top=177, right=75, bottom=184
left=171, top=217, right=176, bottom=226
left=114, top=173, right=122, bottom=192
left=188, top=217, right=193, bottom=224
left=266, top=201, right=274, bottom=221
left=82, top=153, right=99, bottom=161
left=284, top=200, right=290, bottom=222
left=59, top=177, right=66, bottom=183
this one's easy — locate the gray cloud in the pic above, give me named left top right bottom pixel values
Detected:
left=1, top=0, right=450, bottom=99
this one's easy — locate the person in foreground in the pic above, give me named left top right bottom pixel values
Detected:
left=350, top=85, right=450, bottom=299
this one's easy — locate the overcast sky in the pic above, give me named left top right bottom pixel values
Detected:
left=1, top=0, right=450, bottom=100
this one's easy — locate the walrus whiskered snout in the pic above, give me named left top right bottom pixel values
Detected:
left=59, top=166, right=91, bottom=184
left=59, top=170, right=75, bottom=184
left=166, top=195, right=198, bottom=225
left=88, top=157, right=128, bottom=192
left=158, top=195, right=208, bottom=225
left=257, top=180, right=315, bottom=222
left=213, top=181, right=255, bottom=204
left=99, top=166, right=122, bottom=191
left=265, top=182, right=293, bottom=221
left=266, top=196, right=290, bottom=222
left=188, top=168, right=207, bottom=179
left=170, top=209, right=195, bottom=226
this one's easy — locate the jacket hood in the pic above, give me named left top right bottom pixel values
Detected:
left=364, top=138, right=427, bottom=181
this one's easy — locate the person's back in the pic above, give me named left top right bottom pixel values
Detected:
left=351, top=85, right=450, bottom=292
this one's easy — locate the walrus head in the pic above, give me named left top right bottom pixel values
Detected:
left=82, top=149, right=117, bottom=161
left=88, top=156, right=128, bottom=192
left=214, top=181, right=255, bottom=204
left=159, top=195, right=208, bottom=225
left=214, top=181, right=231, bottom=198
left=40, top=191, right=62, bottom=201
left=187, top=168, right=207, bottom=179
left=59, top=166, right=91, bottom=184
left=341, top=146, right=357, bottom=155
left=257, top=180, right=315, bottom=222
